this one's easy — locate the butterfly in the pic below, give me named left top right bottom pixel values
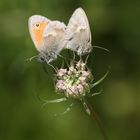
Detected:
left=64, top=8, right=92, bottom=55
left=28, top=15, right=66, bottom=63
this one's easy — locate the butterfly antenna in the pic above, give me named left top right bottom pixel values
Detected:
left=93, top=46, right=110, bottom=53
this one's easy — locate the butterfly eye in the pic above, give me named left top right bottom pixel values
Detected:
left=35, top=23, right=40, bottom=28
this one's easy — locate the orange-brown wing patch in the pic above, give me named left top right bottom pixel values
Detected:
left=33, top=22, right=48, bottom=46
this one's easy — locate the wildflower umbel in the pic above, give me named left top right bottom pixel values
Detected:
left=56, top=60, right=93, bottom=98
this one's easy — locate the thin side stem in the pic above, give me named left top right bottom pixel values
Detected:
left=41, top=97, right=67, bottom=109
left=91, top=68, right=110, bottom=88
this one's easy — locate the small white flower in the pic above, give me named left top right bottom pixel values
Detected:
left=80, top=62, right=86, bottom=70
left=75, top=79, right=80, bottom=85
left=76, top=61, right=86, bottom=71
left=82, top=71, right=90, bottom=77
left=76, top=61, right=81, bottom=69
left=56, top=80, right=66, bottom=91
left=57, top=69, right=67, bottom=77
left=77, top=84, right=84, bottom=93
left=68, top=66, right=76, bottom=75
left=66, top=88, right=73, bottom=95
left=71, top=85, right=79, bottom=94
left=79, top=76, right=87, bottom=83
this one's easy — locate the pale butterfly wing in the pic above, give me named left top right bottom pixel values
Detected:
left=28, top=15, right=50, bottom=52
left=42, top=21, right=66, bottom=61
left=65, top=8, right=92, bottom=55
left=28, top=15, right=66, bottom=63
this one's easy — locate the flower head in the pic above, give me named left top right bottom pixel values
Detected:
left=55, top=60, right=93, bottom=98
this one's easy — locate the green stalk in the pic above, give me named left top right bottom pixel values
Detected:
left=81, top=97, right=109, bottom=140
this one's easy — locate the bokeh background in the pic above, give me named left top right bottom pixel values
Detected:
left=0, top=0, right=140, bottom=140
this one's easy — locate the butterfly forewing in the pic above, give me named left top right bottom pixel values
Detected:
left=65, top=8, right=92, bottom=55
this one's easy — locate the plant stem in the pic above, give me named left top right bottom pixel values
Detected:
left=81, top=98, right=109, bottom=140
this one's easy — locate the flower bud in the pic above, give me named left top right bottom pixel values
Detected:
left=57, top=69, right=67, bottom=77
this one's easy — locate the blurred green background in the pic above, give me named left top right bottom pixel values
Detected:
left=0, top=0, right=140, bottom=140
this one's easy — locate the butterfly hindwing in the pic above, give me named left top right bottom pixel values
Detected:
left=43, top=21, right=66, bottom=54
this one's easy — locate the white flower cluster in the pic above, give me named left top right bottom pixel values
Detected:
left=55, top=60, right=93, bottom=98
